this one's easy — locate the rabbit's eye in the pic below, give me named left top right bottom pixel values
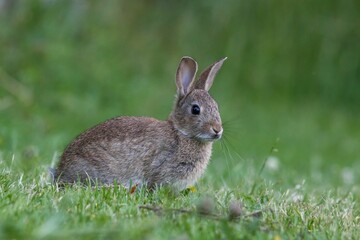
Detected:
left=191, top=105, right=201, bottom=115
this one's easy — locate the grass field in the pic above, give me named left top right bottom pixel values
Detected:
left=1, top=99, right=359, bottom=239
left=1, top=1, right=359, bottom=239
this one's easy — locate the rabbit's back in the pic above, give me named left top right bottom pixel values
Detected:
left=56, top=117, right=178, bottom=185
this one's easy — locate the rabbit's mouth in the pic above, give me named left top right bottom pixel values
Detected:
left=195, top=132, right=222, bottom=142
left=212, top=133, right=222, bottom=140
left=177, top=128, right=222, bottom=141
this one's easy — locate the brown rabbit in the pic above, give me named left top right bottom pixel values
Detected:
left=55, top=56, right=226, bottom=190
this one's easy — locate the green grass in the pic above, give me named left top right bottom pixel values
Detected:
left=0, top=101, right=359, bottom=239
left=0, top=155, right=358, bottom=239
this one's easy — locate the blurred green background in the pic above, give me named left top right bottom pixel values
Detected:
left=0, top=0, right=359, bottom=188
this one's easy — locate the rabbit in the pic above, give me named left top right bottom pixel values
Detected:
left=55, top=56, right=226, bottom=190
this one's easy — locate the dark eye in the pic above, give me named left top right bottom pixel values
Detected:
left=191, top=104, right=201, bottom=115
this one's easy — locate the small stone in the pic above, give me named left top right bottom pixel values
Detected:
left=196, top=198, right=215, bottom=215
left=228, top=200, right=243, bottom=220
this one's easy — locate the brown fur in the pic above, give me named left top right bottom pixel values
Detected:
left=55, top=56, right=226, bottom=190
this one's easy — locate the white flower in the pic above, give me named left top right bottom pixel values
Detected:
left=265, top=156, right=280, bottom=171
left=290, top=192, right=304, bottom=202
left=341, top=168, right=354, bottom=184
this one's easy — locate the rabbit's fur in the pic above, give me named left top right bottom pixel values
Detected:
left=55, top=56, right=226, bottom=190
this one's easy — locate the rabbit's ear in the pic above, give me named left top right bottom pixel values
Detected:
left=195, top=57, right=227, bottom=91
left=176, top=56, right=198, bottom=97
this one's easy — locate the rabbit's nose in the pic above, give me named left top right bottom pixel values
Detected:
left=212, top=126, right=223, bottom=135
